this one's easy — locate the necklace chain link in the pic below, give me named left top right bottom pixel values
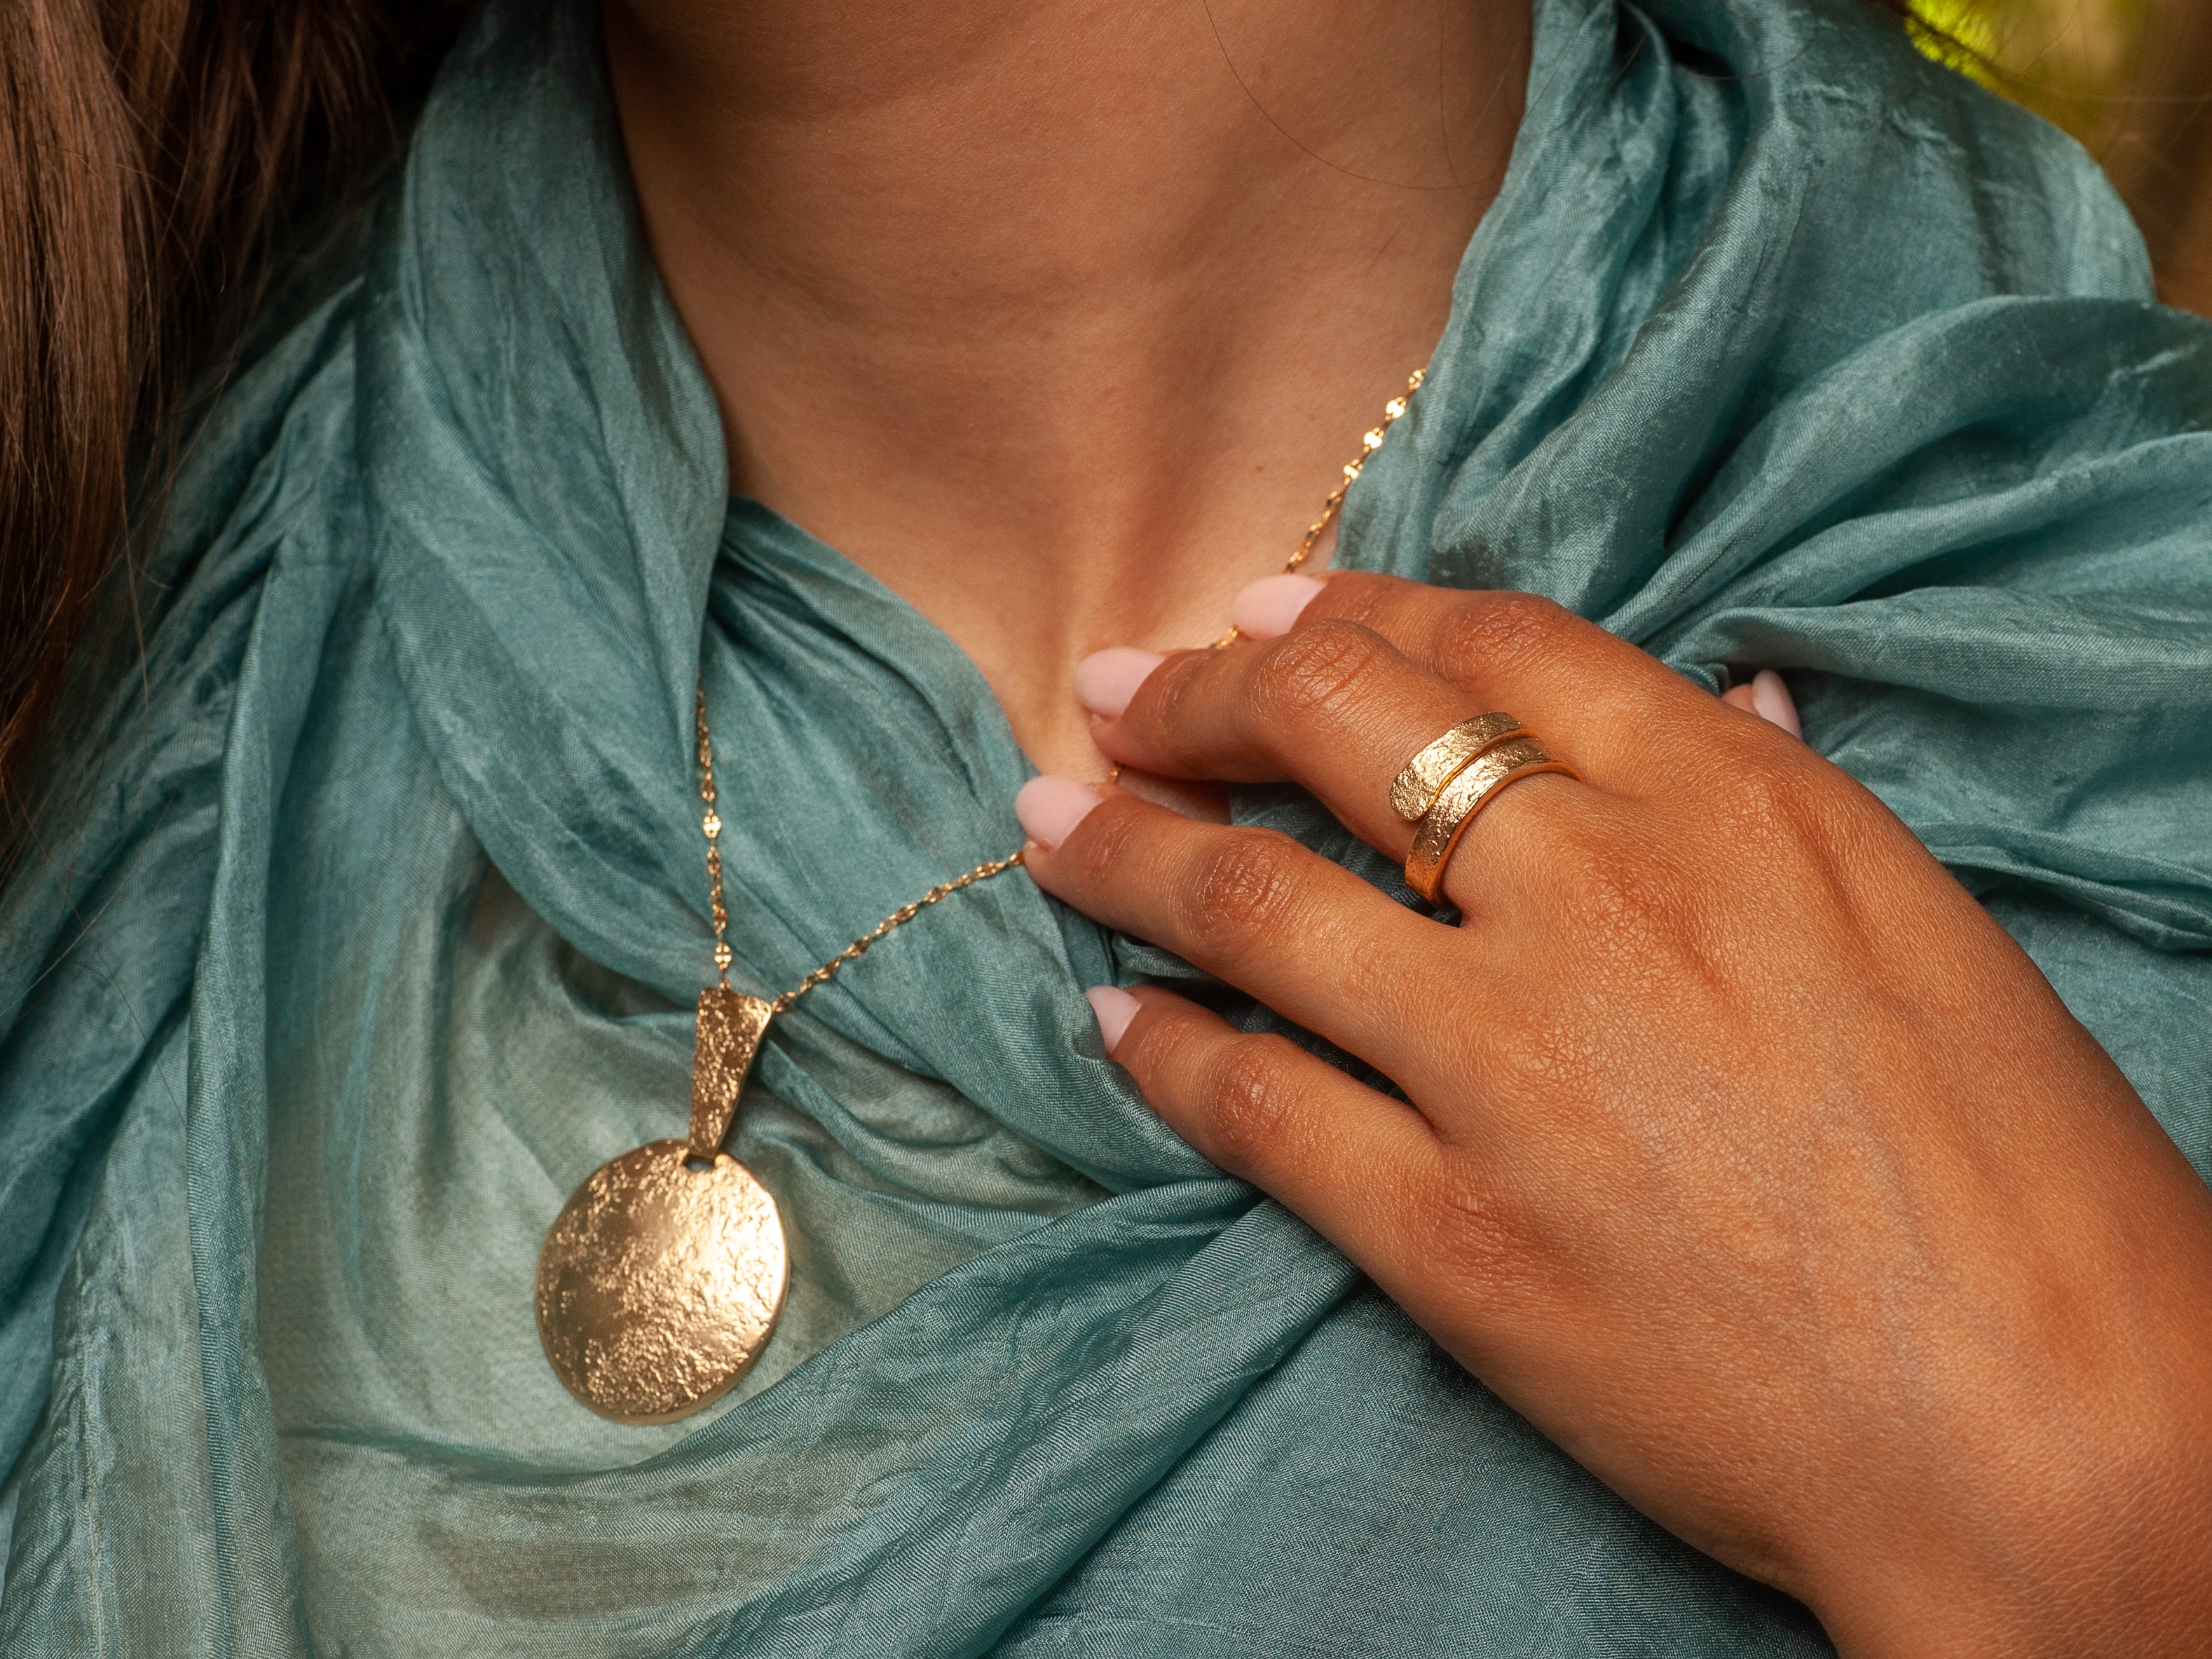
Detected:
left=1208, top=367, right=1424, bottom=650
left=697, top=366, right=1426, bottom=1006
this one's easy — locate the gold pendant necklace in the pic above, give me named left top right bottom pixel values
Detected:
left=533, top=369, right=1423, bottom=1424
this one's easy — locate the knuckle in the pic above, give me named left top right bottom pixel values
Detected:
left=1305, top=569, right=1395, bottom=627
left=1195, top=1034, right=1310, bottom=1173
left=1428, top=1166, right=1520, bottom=1267
left=1697, top=754, right=1873, bottom=903
left=1581, top=855, right=1681, bottom=940
left=1435, top=592, right=1571, bottom=688
left=1138, top=648, right=1212, bottom=735
left=1179, top=828, right=1309, bottom=953
left=1064, top=798, right=1144, bottom=890
left=1681, top=744, right=1856, bottom=873
left=1709, top=756, right=1824, bottom=840
left=1248, top=620, right=1389, bottom=728
left=1117, top=997, right=1199, bottom=1080
left=1545, top=833, right=1691, bottom=978
left=1397, top=1161, right=1531, bottom=1302
left=1485, top=995, right=1609, bottom=1101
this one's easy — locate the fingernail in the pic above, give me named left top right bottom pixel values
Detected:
left=1749, top=669, right=1803, bottom=739
left=1230, top=573, right=1325, bottom=640
left=1074, top=648, right=1164, bottom=718
left=1015, top=775, right=1102, bottom=849
left=1084, top=985, right=1140, bottom=1055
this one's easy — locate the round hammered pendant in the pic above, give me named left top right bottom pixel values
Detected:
left=535, top=1140, right=788, bottom=1424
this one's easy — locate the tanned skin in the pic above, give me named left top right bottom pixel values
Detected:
left=608, top=6, right=2212, bottom=1651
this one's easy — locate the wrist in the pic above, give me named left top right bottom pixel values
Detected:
left=1805, top=1399, right=2212, bottom=1658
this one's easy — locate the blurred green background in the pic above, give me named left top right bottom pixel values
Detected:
left=1913, top=0, right=2212, bottom=312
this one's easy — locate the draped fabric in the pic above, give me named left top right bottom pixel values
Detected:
left=4, top=0, right=2208, bottom=1650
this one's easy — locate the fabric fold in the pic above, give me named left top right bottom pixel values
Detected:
left=4, top=0, right=2207, bottom=1652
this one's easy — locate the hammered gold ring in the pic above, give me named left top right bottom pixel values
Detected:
left=1388, top=712, right=1533, bottom=819
left=1402, top=731, right=1578, bottom=903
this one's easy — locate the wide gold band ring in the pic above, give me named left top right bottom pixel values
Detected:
left=1402, top=733, right=1578, bottom=903
left=1388, top=712, right=1532, bottom=820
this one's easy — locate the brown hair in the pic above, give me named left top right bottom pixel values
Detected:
left=0, top=0, right=464, bottom=847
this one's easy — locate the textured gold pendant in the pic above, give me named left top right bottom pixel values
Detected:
left=534, top=988, right=789, bottom=1424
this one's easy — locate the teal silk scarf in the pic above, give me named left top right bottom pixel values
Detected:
left=4, top=0, right=2209, bottom=1651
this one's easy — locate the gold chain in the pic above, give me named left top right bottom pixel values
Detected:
left=1207, top=367, right=1424, bottom=650
left=767, top=853, right=1029, bottom=1014
left=695, top=684, right=1029, bottom=1006
left=695, top=365, right=1426, bottom=1006
left=697, top=684, right=736, bottom=986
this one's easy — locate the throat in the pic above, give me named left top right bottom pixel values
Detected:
left=605, top=0, right=1529, bottom=777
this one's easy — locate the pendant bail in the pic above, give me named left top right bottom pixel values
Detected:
left=688, top=987, right=774, bottom=1159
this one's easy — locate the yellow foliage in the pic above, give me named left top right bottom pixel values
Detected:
left=1904, top=0, right=2212, bottom=310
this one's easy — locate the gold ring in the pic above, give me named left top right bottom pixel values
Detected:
left=1403, top=735, right=1578, bottom=903
left=1388, top=712, right=1531, bottom=820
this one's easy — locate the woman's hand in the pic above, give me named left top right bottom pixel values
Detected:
left=1013, top=572, right=2212, bottom=1658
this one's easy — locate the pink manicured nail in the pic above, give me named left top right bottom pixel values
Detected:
left=1074, top=648, right=1165, bottom=718
left=1084, top=985, right=1140, bottom=1055
left=1230, top=574, right=1325, bottom=639
left=1749, top=669, right=1803, bottom=739
left=1015, top=775, right=1102, bottom=849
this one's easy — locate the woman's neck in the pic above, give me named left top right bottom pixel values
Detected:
left=606, top=0, right=1529, bottom=777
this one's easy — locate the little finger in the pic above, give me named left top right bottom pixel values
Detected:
left=1086, top=983, right=1447, bottom=1271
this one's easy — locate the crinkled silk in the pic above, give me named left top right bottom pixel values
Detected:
left=4, top=0, right=2209, bottom=1652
